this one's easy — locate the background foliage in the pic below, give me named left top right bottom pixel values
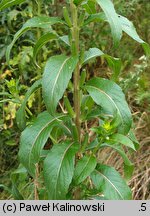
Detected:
left=0, top=0, right=150, bottom=199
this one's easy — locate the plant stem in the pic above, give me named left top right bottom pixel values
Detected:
left=70, top=0, right=81, bottom=200
left=36, top=0, right=42, bottom=113
left=70, top=1, right=81, bottom=142
left=33, top=1, right=42, bottom=200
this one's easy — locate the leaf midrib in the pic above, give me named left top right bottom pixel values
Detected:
left=76, top=156, right=94, bottom=183
left=95, top=169, right=124, bottom=199
left=51, top=57, right=70, bottom=101
left=87, top=85, right=124, bottom=127
left=28, top=114, right=65, bottom=172
left=84, top=49, right=104, bottom=64
left=97, top=0, right=122, bottom=41
left=54, top=142, right=74, bottom=199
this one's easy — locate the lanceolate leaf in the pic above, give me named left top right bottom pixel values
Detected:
left=119, top=15, right=144, bottom=44
left=0, top=0, right=25, bottom=11
left=19, top=111, right=67, bottom=177
left=82, top=48, right=121, bottom=80
left=73, top=155, right=97, bottom=185
left=85, top=78, right=132, bottom=134
left=96, top=0, right=122, bottom=47
left=44, top=141, right=78, bottom=199
left=100, top=143, right=133, bottom=167
left=6, top=16, right=63, bottom=64
left=109, top=133, right=136, bottom=150
left=100, top=143, right=134, bottom=181
left=118, top=15, right=150, bottom=56
left=16, top=79, right=42, bottom=131
left=33, top=33, right=58, bottom=67
left=128, top=130, right=139, bottom=150
left=42, top=55, right=78, bottom=115
left=84, top=12, right=150, bottom=55
left=91, top=164, right=132, bottom=200
left=83, top=48, right=104, bottom=64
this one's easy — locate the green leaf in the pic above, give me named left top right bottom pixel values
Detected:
left=33, top=33, right=58, bottom=67
left=124, top=164, right=134, bottom=182
left=6, top=16, right=63, bottom=65
left=74, top=0, right=85, bottom=6
left=96, top=0, right=122, bottom=47
left=141, top=43, right=150, bottom=56
left=85, top=78, right=132, bottom=134
left=105, top=55, right=121, bottom=82
left=84, top=12, right=106, bottom=26
left=82, top=48, right=121, bottom=81
left=11, top=165, right=27, bottom=200
left=59, top=35, right=70, bottom=46
left=119, top=15, right=143, bottom=44
left=83, top=48, right=104, bottom=65
left=101, top=143, right=134, bottom=181
left=118, top=15, right=150, bottom=56
left=19, top=111, right=67, bottom=177
left=44, top=141, right=78, bottom=199
left=73, top=155, right=97, bottom=185
left=110, top=133, right=136, bottom=150
left=86, top=138, right=99, bottom=150
left=91, top=164, right=132, bottom=200
left=128, top=130, right=139, bottom=150
left=100, top=143, right=133, bottom=167
left=16, top=79, right=42, bottom=131
left=84, top=12, right=150, bottom=55
left=0, top=0, right=25, bottom=11
left=86, top=107, right=103, bottom=120
left=82, top=0, right=96, bottom=14
left=42, top=55, right=78, bottom=115
left=81, top=95, right=94, bottom=119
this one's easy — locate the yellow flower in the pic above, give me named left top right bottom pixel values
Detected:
left=103, top=122, right=112, bottom=131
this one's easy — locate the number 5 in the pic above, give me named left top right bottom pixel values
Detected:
left=141, top=203, right=146, bottom=211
